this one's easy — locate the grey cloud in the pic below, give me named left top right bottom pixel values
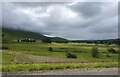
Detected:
left=2, top=3, right=45, bottom=33
left=2, top=2, right=118, bottom=40
left=69, top=2, right=102, bottom=18
left=13, top=2, right=67, bottom=8
left=0, top=2, right=2, bottom=27
left=88, top=17, right=118, bottom=34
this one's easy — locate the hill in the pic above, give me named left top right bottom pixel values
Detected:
left=2, top=27, right=68, bottom=43
left=2, top=27, right=118, bottom=44
left=51, top=37, right=68, bottom=43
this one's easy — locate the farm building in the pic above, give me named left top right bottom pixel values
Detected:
left=17, top=38, right=36, bottom=43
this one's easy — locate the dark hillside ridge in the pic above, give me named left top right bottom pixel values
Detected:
left=2, top=27, right=119, bottom=44
left=2, top=27, right=68, bottom=43
left=2, top=27, right=46, bottom=40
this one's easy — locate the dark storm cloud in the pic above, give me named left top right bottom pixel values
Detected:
left=2, top=2, right=118, bottom=40
left=69, top=2, right=102, bottom=18
left=2, top=2, right=46, bottom=33
left=88, top=16, right=118, bottom=34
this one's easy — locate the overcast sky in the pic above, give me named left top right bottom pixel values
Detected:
left=2, top=2, right=118, bottom=40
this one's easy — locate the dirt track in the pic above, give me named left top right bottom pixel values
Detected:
left=2, top=68, right=118, bottom=75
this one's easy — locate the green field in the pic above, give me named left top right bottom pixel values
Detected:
left=2, top=62, right=118, bottom=72
left=2, top=42, right=119, bottom=72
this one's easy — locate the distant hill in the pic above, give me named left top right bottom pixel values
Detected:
left=2, top=27, right=68, bottom=43
left=51, top=37, right=68, bottom=43
left=2, top=27, right=118, bottom=44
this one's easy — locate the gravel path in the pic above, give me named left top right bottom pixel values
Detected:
left=2, top=68, right=118, bottom=75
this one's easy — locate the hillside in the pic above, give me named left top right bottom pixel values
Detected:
left=2, top=27, right=68, bottom=43
left=2, top=27, right=118, bottom=44
left=51, top=37, right=68, bottom=43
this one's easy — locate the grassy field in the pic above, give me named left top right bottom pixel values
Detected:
left=2, top=42, right=119, bottom=72
left=2, top=62, right=118, bottom=72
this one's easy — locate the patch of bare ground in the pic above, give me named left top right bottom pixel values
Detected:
left=6, top=51, right=88, bottom=63
left=2, top=68, right=118, bottom=75
left=5, top=51, right=32, bottom=64
left=27, top=54, right=87, bottom=63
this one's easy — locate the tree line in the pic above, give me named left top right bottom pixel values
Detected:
left=17, top=37, right=120, bottom=45
left=70, top=39, right=119, bottom=45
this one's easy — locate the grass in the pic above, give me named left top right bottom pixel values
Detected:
left=2, top=43, right=118, bottom=54
left=2, top=43, right=119, bottom=72
left=2, top=43, right=118, bottom=52
left=2, top=62, right=118, bottom=72
left=2, top=28, right=119, bottom=72
left=2, top=43, right=118, bottom=63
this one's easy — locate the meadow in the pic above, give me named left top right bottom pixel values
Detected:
left=2, top=42, right=119, bottom=72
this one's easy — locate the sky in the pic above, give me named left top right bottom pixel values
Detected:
left=2, top=1, right=118, bottom=40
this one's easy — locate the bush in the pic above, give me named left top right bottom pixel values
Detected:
left=66, top=53, right=77, bottom=58
left=2, top=46, right=9, bottom=50
left=48, top=47, right=53, bottom=52
left=107, top=48, right=117, bottom=54
left=91, top=47, right=99, bottom=58
left=106, top=54, right=111, bottom=57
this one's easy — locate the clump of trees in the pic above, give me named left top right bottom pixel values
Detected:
left=66, top=52, right=77, bottom=58
left=91, top=47, right=99, bottom=58
left=42, top=38, right=51, bottom=43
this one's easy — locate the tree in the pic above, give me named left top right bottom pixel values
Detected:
left=91, top=47, right=99, bottom=58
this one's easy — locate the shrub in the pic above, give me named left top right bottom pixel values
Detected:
left=106, top=54, right=111, bottom=57
left=2, top=46, right=9, bottom=50
left=91, top=47, right=99, bottom=58
left=48, top=47, right=53, bottom=52
left=107, top=48, right=117, bottom=54
left=66, top=53, right=77, bottom=58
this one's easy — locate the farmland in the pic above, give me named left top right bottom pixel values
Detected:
left=2, top=42, right=119, bottom=72
left=1, top=28, right=119, bottom=72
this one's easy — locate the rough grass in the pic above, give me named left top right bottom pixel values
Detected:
left=2, top=49, right=118, bottom=64
left=2, top=62, right=118, bottom=72
left=2, top=43, right=118, bottom=64
left=2, top=43, right=119, bottom=72
left=2, top=43, right=118, bottom=52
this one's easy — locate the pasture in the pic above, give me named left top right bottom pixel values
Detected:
left=2, top=42, right=119, bottom=71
